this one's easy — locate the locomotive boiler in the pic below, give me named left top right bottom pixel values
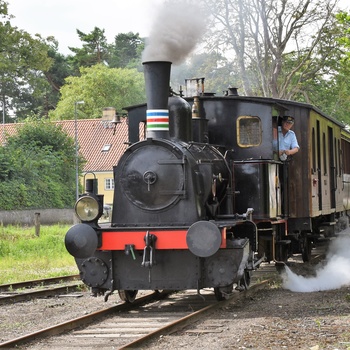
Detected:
left=65, top=61, right=258, bottom=302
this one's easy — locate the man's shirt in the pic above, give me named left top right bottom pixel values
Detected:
left=278, top=127, right=299, bottom=151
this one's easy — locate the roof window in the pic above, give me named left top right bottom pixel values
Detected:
left=102, top=144, right=111, bottom=152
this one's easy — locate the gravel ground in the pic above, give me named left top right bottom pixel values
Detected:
left=1, top=247, right=350, bottom=349
left=146, top=240, right=350, bottom=350
left=0, top=288, right=106, bottom=343
left=146, top=284, right=350, bottom=350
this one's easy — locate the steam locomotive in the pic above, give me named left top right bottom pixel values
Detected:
left=65, top=61, right=350, bottom=302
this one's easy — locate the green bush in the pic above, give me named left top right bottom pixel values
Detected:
left=0, top=120, right=83, bottom=210
left=0, top=180, right=28, bottom=210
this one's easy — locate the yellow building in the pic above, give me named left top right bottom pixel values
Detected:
left=62, top=117, right=129, bottom=206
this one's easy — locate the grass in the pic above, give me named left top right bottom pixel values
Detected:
left=0, top=224, right=78, bottom=284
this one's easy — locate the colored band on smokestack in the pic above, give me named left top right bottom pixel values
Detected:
left=146, top=109, right=169, bottom=131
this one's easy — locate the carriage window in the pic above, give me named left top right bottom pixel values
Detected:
left=334, top=137, right=338, bottom=176
left=323, top=132, right=327, bottom=175
left=312, top=128, right=316, bottom=172
left=338, top=139, right=341, bottom=176
left=342, top=138, right=350, bottom=173
left=237, top=116, right=262, bottom=147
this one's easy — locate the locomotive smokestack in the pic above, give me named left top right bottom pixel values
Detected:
left=143, top=61, right=172, bottom=139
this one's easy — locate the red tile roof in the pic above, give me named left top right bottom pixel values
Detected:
left=1, top=118, right=129, bottom=172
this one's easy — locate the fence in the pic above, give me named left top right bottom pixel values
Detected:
left=0, top=209, right=78, bottom=227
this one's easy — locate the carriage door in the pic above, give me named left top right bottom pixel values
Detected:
left=328, top=127, right=336, bottom=209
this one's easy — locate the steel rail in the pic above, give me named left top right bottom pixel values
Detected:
left=0, top=291, right=169, bottom=348
left=0, top=274, right=80, bottom=292
left=118, top=279, right=272, bottom=350
left=0, top=283, right=83, bottom=305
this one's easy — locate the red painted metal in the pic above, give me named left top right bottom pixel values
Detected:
left=98, top=229, right=227, bottom=250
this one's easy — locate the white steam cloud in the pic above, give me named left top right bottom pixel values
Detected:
left=142, top=1, right=206, bottom=64
left=282, top=229, right=350, bottom=292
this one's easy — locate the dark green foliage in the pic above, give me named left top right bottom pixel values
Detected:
left=0, top=121, right=81, bottom=209
left=0, top=1, right=53, bottom=121
left=108, top=32, right=145, bottom=69
left=0, top=180, right=28, bottom=210
left=68, top=27, right=110, bottom=72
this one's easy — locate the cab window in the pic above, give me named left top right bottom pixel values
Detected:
left=237, top=116, right=262, bottom=147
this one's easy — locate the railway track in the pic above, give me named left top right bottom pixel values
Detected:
left=0, top=266, right=277, bottom=350
left=0, top=243, right=328, bottom=349
left=0, top=275, right=82, bottom=305
left=0, top=275, right=80, bottom=292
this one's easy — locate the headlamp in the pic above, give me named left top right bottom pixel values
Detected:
left=75, top=195, right=100, bottom=222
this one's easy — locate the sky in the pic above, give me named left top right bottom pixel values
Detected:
left=8, top=0, right=350, bottom=57
left=9, top=0, right=165, bottom=55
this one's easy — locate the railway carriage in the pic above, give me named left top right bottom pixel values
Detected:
left=227, top=96, right=350, bottom=262
left=65, top=61, right=350, bottom=302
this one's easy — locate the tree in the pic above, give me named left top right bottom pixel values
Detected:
left=0, top=120, right=79, bottom=209
left=39, top=38, right=75, bottom=117
left=68, top=27, right=109, bottom=71
left=316, top=10, right=350, bottom=126
left=49, top=64, right=146, bottom=120
left=202, top=0, right=344, bottom=99
left=0, top=0, right=53, bottom=120
left=337, top=11, right=350, bottom=52
left=3, top=0, right=146, bottom=120
left=108, top=32, right=145, bottom=69
left=283, top=10, right=350, bottom=126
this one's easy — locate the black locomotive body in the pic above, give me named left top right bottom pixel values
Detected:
left=65, top=61, right=350, bottom=302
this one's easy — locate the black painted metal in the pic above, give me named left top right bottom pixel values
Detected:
left=112, top=137, right=230, bottom=226
left=168, top=95, right=192, bottom=142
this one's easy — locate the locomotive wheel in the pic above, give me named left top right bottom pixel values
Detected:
left=301, top=236, right=312, bottom=262
left=239, top=270, right=251, bottom=291
left=118, top=290, right=138, bottom=303
left=214, top=288, right=226, bottom=301
left=214, top=284, right=233, bottom=301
